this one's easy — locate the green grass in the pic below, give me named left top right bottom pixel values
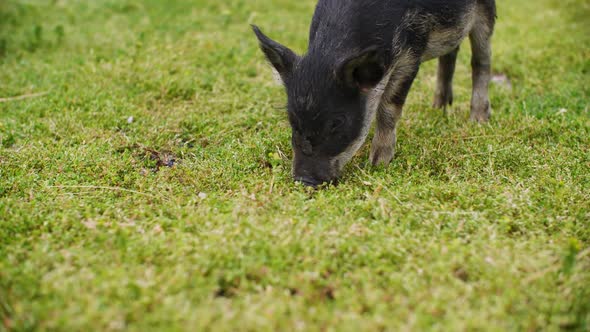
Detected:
left=1, top=0, right=589, bottom=330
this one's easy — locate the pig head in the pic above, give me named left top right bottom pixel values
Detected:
left=252, top=25, right=389, bottom=187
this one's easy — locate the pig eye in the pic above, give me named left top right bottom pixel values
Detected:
left=330, top=117, right=345, bottom=132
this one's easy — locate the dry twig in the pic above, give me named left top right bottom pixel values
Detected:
left=0, top=92, right=49, bottom=103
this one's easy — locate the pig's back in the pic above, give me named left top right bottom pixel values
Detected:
left=307, top=0, right=479, bottom=57
left=308, top=0, right=405, bottom=54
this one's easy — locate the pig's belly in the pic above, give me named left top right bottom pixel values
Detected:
left=420, top=9, right=476, bottom=63
left=421, top=27, right=470, bottom=62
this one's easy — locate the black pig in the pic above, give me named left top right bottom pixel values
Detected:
left=253, top=0, right=496, bottom=187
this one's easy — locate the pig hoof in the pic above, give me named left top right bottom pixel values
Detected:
left=470, top=101, right=491, bottom=123
left=432, top=90, right=453, bottom=110
left=370, top=146, right=394, bottom=166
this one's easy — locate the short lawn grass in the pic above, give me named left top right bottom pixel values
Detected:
left=1, top=0, right=589, bottom=330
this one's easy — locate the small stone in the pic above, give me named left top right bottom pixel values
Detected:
left=198, top=192, right=207, bottom=199
left=82, top=220, right=97, bottom=229
left=491, top=74, right=512, bottom=90
left=127, top=116, right=134, bottom=124
left=164, top=157, right=175, bottom=167
left=153, top=224, right=163, bottom=234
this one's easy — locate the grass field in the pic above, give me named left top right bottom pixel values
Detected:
left=1, top=0, right=589, bottom=330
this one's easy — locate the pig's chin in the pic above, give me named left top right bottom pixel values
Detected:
left=328, top=139, right=363, bottom=176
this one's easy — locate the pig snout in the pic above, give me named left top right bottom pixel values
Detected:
left=292, top=155, right=338, bottom=187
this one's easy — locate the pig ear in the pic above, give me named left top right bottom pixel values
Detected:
left=251, top=25, right=299, bottom=81
left=337, top=47, right=386, bottom=93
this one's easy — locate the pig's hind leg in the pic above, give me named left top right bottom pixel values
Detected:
left=433, top=47, right=459, bottom=111
left=468, top=7, right=495, bottom=122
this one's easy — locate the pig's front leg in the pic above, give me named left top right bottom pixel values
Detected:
left=370, top=61, right=420, bottom=166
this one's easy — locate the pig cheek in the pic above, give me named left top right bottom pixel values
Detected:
left=291, top=153, right=297, bottom=176
left=291, top=149, right=303, bottom=177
